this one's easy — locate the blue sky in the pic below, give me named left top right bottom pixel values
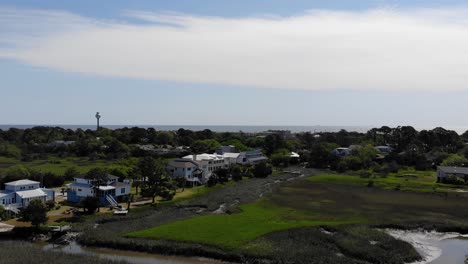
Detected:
left=1, top=0, right=468, bottom=130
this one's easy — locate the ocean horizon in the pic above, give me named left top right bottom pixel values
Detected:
left=0, top=124, right=373, bottom=133
left=1, top=124, right=467, bottom=134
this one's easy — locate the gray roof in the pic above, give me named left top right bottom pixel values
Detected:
left=438, top=166, right=468, bottom=175
left=168, top=159, right=200, bottom=168
left=5, top=179, right=39, bottom=186
left=249, top=156, right=268, bottom=162
left=16, top=189, right=47, bottom=199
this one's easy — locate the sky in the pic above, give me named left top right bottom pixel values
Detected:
left=1, top=0, right=468, bottom=130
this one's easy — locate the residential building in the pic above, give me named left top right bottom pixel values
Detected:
left=436, top=166, right=468, bottom=183
left=0, top=179, right=55, bottom=214
left=67, top=175, right=131, bottom=206
left=183, top=153, right=229, bottom=180
left=215, top=145, right=238, bottom=155
left=167, top=159, right=203, bottom=185
left=47, top=140, right=75, bottom=148
left=332, top=147, right=352, bottom=157
left=375, top=146, right=393, bottom=153
left=236, top=149, right=268, bottom=165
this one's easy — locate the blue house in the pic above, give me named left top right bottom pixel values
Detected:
left=0, top=179, right=55, bottom=214
left=67, top=175, right=131, bottom=206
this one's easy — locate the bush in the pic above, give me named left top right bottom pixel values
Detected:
left=207, top=175, right=219, bottom=187
left=45, top=200, right=56, bottom=211
left=231, top=166, right=243, bottom=182
left=444, top=175, right=466, bottom=185
left=359, top=171, right=372, bottom=178
left=252, top=162, right=272, bottom=178
left=80, top=197, right=100, bottom=214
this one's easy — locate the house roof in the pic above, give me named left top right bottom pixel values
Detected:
left=290, top=152, right=300, bottom=158
left=5, top=179, right=39, bottom=186
left=109, top=182, right=131, bottom=187
left=168, top=159, right=200, bottom=168
left=0, top=191, right=13, bottom=198
left=16, top=189, right=47, bottom=199
left=438, top=166, right=468, bottom=175
left=107, top=174, right=120, bottom=180
left=222, top=152, right=240, bottom=159
left=68, top=182, right=91, bottom=188
left=249, top=156, right=268, bottom=162
left=183, top=153, right=224, bottom=161
left=98, top=186, right=115, bottom=191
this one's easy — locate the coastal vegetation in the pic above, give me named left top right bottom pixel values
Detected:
left=2, top=125, right=468, bottom=263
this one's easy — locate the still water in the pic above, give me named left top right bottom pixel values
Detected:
left=429, top=237, right=468, bottom=264
left=43, top=242, right=229, bottom=264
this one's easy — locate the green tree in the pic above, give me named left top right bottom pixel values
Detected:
left=139, top=159, right=170, bottom=203
left=63, top=167, right=80, bottom=181
left=441, top=154, right=468, bottom=167
left=21, top=199, right=48, bottom=228
left=213, top=168, right=230, bottom=184
left=230, top=165, right=243, bottom=182
left=190, top=139, right=221, bottom=153
left=0, top=143, right=21, bottom=158
left=252, top=162, right=273, bottom=178
left=80, top=196, right=100, bottom=214
left=270, top=149, right=291, bottom=168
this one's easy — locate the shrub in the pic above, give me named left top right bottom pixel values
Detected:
left=252, top=162, right=272, bottom=178
left=444, top=175, right=465, bottom=185
left=45, top=200, right=56, bottom=211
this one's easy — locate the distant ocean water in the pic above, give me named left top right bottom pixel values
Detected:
left=1, top=125, right=466, bottom=134
left=0, top=125, right=372, bottom=133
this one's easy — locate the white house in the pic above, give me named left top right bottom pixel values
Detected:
left=0, top=179, right=55, bottom=214
left=437, top=166, right=468, bottom=183
left=67, top=175, right=131, bottom=206
left=183, top=153, right=228, bottom=171
left=222, top=152, right=241, bottom=166
left=167, top=159, right=203, bottom=185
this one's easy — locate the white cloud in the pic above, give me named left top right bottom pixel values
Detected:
left=2, top=7, right=468, bottom=91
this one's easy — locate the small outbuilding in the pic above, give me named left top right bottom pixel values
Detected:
left=437, top=166, right=468, bottom=183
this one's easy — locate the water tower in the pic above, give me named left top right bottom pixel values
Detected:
left=95, top=112, right=101, bottom=131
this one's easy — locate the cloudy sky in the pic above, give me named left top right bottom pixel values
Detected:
left=1, top=0, right=468, bottom=130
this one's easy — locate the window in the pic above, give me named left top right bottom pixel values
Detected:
left=2, top=199, right=4, bottom=205
left=187, top=168, right=191, bottom=171
left=121, top=188, right=125, bottom=194
left=78, top=188, right=82, bottom=192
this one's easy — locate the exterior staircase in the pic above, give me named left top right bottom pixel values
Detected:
left=105, top=194, right=119, bottom=207
left=5, top=203, right=21, bottom=215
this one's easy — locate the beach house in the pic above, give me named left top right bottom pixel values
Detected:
left=0, top=179, right=55, bottom=214
left=67, top=175, right=131, bottom=206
